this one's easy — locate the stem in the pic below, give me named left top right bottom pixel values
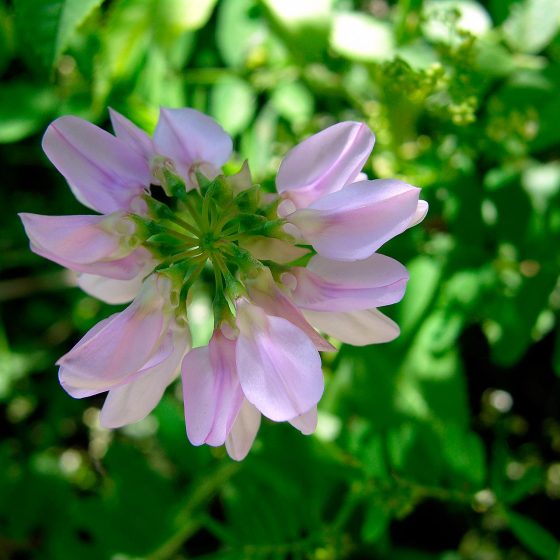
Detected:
left=146, top=463, right=239, bottom=560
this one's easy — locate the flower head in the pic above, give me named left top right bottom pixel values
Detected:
left=20, top=108, right=428, bottom=460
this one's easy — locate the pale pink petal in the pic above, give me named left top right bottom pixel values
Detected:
left=287, top=179, right=421, bottom=261
left=59, top=313, right=174, bottom=398
left=76, top=269, right=149, bottom=304
left=303, top=308, right=400, bottom=346
left=246, top=270, right=334, bottom=352
left=20, top=213, right=120, bottom=263
left=100, top=322, right=191, bottom=428
left=225, top=399, right=261, bottom=461
left=42, top=116, right=150, bottom=213
left=182, top=331, right=243, bottom=447
left=153, top=108, right=232, bottom=181
left=30, top=240, right=151, bottom=280
left=289, top=406, right=318, bottom=435
left=236, top=303, right=324, bottom=422
left=409, top=200, right=429, bottom=227
left=109, top=108, right=154, bottom=161
left=57, top=275, right=169, bottom=394
left=276, top=122, right=374, bottom=208
left=240, top=236, right=310, bottom=265
left=289, top=254, right=409, bottom=312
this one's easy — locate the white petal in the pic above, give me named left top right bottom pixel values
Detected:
left=303, top=308, right=400, bottom=346
left=225, top=399, right=261, bottom=461
left=289, top=406, right=318, bottom=435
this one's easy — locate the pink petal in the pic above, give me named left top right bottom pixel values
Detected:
left=76, top=263, right=153, bottom=304
left=409, top=200, right=429, bottom=227
left=303, top=308, right=400, bottom=346
left=236, top=303, right=324, bottom=422
left=182, top=331, right=244, bottom=447
left=290, top=254, right=409, bottom=312
left=153, top=108, right=232, bottom=182
left=225, top=399, right=261, bottom=461
left=276, top=122, right=374, bottom=208
left=99, top=322, right=191, bottom=428
left=109, top=108, right=154, bottom=161
left=42, top=116, right=150, bottom=213
left=289, top=406, right=318, bottom=435
left=287, top=179, right=421, bottom=261
left=20, top=213, right=121, bottom=263
left=246, top=271, right=334, bottom=352
left=57, top=275, right=170, bottom=394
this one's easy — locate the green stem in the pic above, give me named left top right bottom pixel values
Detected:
left=146, top=463, right=239, bottom=560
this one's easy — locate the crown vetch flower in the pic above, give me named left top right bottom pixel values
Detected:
left=20, top=108, right=428, bottom=460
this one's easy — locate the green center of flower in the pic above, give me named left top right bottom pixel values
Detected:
left=131, top=164, right=309, bottom=329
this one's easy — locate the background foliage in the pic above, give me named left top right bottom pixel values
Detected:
left=1, top=0, right=560, bottom=558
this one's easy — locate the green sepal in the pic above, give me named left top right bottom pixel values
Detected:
left=161, top=167, right=188, bottom=201
left=234, top=185, right=261, bottom=213
left=195, top=170, right=213, bottom=192
left=143, top=195, right=177, bottom=221
left=206, top=175, right=234, bottom=207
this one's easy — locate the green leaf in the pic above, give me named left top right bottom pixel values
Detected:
left=503, top=0, right=560, bottom=54
left=271, top=81, right=314, bottom=125
left=14, top=0, right=104, bottom=73
left=507, top=510, right=560, bottom=560
left=210, top=76, right=256, bottom=136
left=362, top=504, right=390, bottom=543
left=216, top=0, right=267, bottom=68
left=330, top=12, right=395, bottom=62
left=0, top=81, right=57, bottom=143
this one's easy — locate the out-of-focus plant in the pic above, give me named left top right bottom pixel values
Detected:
left=1, top=0, right=559, bottom=558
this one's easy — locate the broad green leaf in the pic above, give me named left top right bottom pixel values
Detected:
left=210, top=76, right=256, bottom=136
left=13, top=0, right=104, bottom=73
left=331, top=12, right=395, bottom=62
left=507, top=510, right=560, bottom=560
left=503, top=0, right=560, bottom=54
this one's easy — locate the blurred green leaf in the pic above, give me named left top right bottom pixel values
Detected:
left=271, top=81, right=314, bottom=126
left=216, top=0, right=266, bottom=68
left=331, top=12, right=395, bottom=62
left=210, top=76, right=256, bottom=136
left=362, top=504, right=390, bottom=543
left=507, top=510, right=560, bottom=560
left=0, top=81, right=57, bottom=143
left=503, top=0, right=560, bottom=54
left=14, top=0, right=104, bottom=73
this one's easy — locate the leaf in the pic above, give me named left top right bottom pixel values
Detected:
left=0, top=81, right=57, bottom=143
left=13, top=0, right=104, bottom=73
left=263, top=0, right=332, bottom=61
left=330, top=12, right=395, bottom=62
left=216, top=0, right=267, bottom=68
left=507, top=510, right=560, bottom=560
left=210, top=76, right=256, bottom=136
left=503, top=0, right=560, bottom=54
left=362, top=504, right=390, bottom=543
left=271, top=81, right=315, bottom=125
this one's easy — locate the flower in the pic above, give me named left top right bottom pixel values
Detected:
left=20, top=108, right=428, bottom=461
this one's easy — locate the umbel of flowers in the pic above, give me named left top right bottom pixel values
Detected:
left=20, top=108, right=428, bottom=460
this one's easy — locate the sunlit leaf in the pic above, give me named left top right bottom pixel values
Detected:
left=13, top=0, right=104, bottom=73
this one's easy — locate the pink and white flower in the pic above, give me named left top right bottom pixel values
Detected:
left=20, top=108, right=428, bottom=461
